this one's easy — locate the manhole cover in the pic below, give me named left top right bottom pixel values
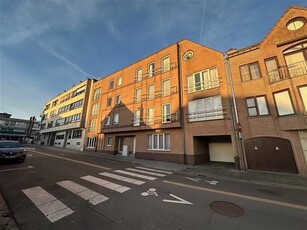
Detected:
left=256, top=189, right=282, bottom=196
left=210, top=201, right=244, bottom=217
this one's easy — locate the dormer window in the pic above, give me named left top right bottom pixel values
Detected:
left=286, top=17, right=306, bottom=31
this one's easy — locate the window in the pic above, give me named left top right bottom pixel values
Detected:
left=67, top=130, right=72, bottom=139
left=136, top=68, right=142, bottom=82
left=107, top=97, right=112, bottom=107
left=240, top=62, right=261, bottom=81
left=93, top=88, right=101, bottom=100
left=246, top=96, right=269, bottom=116
left=60, top=94, right=70, bottom=103
left=45, top=104, right=50, bottom=110
left=55, top=118, right=65, bottom=126
left=147, top=107, right=154, bottom=125
left=87, top=137, right=96, bottom=148
left=72, top=85, right=86, bottom=97
left=117, top=77, right=122, bottom=86
left=70, top=99, right=83, bottom=109
left=72, top=129, right=82, bottom=139
left=162, top=79, right=171, bottom=96
left=284, top=43, right=307, bottom=78
left=162, top=103, right=171, bottom=123
left=147, top=84, right=155, bottom=100
left=134, top=88, right=141, bottom=103
left=162, top=56, right=170, bottom=73
left=148, top=134, right=170, bottom=150
left=113, top=113, right=119, bottom=125
left=286, top=17, right=306, bottom=31
left=265, top=57, right=280, bottom=82
left=115, top=94, right=121, bottom=105
left=56, top=134, right=65, bottom=140
left=52, top=100, right=58, bottom=107
left=133, top=110, right=140, bottom=126
left=273, top=90, right=295, bottom=116
left=47, top=121, right=53, bottom=128
left=109, top=80, right=114, bottom=90
left=106, top=136, right=112, bottom=146
left=148, top=63, right=155, bottom=77
left=188, top=68, right=219, bottom=93
left=299, top=86, right=307, bottom=112
left=89, top=119, right=97, bottom=131
left=50, top=110, right=56, bottom=117
left=105, top=116, right=110, bottom=126
left=92, top=103, right=98, bottom=115
left=188, top=96, right=223, bottom=122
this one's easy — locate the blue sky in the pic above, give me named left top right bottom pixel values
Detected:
left=0, top=0, right=305, bottom=120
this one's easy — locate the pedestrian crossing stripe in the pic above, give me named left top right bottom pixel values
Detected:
left=81, top=175, right=130, bottom=193
left=99, top=172, right=145, bottom=185
left=114, top=170, right=157, bottom=180
left=125, top=168, right=166, bottom=177
left=57, top=180, right=109, bottom=205
left=135, top=167, right=173, bottom=174
left=22, top=186, right=73, bottom=223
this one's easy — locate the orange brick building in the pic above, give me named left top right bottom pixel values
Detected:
left=85, top=40, right=234, bottom=165
left=225, top=6, right=307, bottom=175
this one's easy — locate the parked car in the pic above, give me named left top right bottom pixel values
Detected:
left=0, top=141, right=27, bottom=162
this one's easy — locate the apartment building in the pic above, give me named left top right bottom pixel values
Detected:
left=0, top=113, right=40, bottom=142
left=40, top=79, right=95, bottom=150
left=225, top=6, right=307, bottom=175
left=85, top=40, right=234, bottom=165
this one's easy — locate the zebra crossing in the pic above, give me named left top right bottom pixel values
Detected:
left=22, top=166, right=172, bottom=223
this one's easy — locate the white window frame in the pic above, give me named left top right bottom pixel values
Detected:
left=246, top=96, right=269, bottom=116
left=113, top=113, right=119, bottom=125
left=89, top=119, right=97, bottom=131
left=147, top=107, right=154, bottom=125
left=115, top=94, right=121, bottom=105
left=105, top=116, right=110, bottom=126
left=109, top=80, right=114, bottom=90
left=187, top=67, right=219, bottom=93
left=134, top=88, right=141, bottom=103
left=274, top=90, right=295, bottom=116
left=162, top=103, right=171, bottom=123
left=107, top=97, right=112, bottom=107
left=133, top=109, right=141, bottom=126
left=299, top=85, right=307, bottom=112
left=162, top=56, right=170, bottom=73
left=136, top=68, right=142, bottom=82
left=93, top=88, right=101, bottom=100
left=148, top=134, right=170, bottom=150
left=147, top=84, right=155, bottom=101
left=117, top=76, right=122, bottom=87
left=87, top=137, right=96, bottom=148
left=92, top=103, right=98, bottom=115
left=162, top=79, right=171, bottom=96
left=106, top=136, right=112, bottom=146
left=148, top=62, right=155, bottom=77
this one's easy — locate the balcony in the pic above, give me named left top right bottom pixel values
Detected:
left=268, top=60, right=307, bottom=84
left=134, top=62, right=177, bottom=82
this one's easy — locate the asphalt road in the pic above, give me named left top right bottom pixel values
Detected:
left=0, top=147, right=306, bottom=230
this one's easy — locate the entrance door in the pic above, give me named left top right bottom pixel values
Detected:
left=245, top=137, right=297, bottom=173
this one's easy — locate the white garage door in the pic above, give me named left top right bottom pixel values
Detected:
left=209, top=142, right=235, bottom=163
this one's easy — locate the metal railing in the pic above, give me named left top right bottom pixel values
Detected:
left=134, top=62, right=177, bottom=82
left=268, top=60, right=307, bottom=84
left=186, top=79, right=220, bottom=93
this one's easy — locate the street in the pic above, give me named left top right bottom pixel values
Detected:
left=1, top=146, right=307, bottom=230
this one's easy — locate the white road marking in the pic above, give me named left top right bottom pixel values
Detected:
left=125, top=168, right=166, bottom=177
left=185, top=177, right=201, bottom=182
left=57, top=180, right=108, bottom=205
left=163, top=194, right=193, bottom=205
left=81, top=175, right=130, bottom=193
left=22, top=186, right=73, bottom=222
left=30, top=150, right=111, bottom=170
left=99, top=172, right=145, bottom=185
left=135, top=167, right=173, bottom=174
left=0, top=166, right=33, bottom=172
left=114, top=170, right=157, bottom=180
left=164, top=180, right=307, bottom=211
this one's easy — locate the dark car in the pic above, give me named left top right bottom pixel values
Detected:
left=0, top=141, right=27, bottom=162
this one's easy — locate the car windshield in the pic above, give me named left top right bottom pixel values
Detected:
left=0, top=142, right=22, bottom=148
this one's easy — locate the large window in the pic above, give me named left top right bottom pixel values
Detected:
left=93, top=88, right=101, bottom=100
left=162, top=56, right=170, bottom=73
left=117, top=77, right=122, bottom=87
left=136, top=68, right=142, bottom=82
left=240, top=62, right=261, bottom=82
left=162, top=103, right=171, bottom=123
left=72, top=85, right=86, bottom=97
left=147, top=84, right=155, bottom=100
left=147, top=107, right=154, bottom=125
left=188, top=96, right=223, bottom=122
left=87, top=137, right=96, bottom=148
left=72, top=129, right=82, bottom=139
left=148, top=134, right=170, bottom=150
left=188, top=67, right=219, bottom=93
left=283, top=42, right=307, bottom=78
left=273, top=90, right=295, bottom=116
left=133, top=110, right=140, bottom=126
left=148, top=63, right=155, bottom=77
left=246, top=96, right=269, bottom=116
left=162, top=79, right=171, bottom=96
left=92, top=103, right=98, bottom=115
left=265, top=57, right=280, bottom=82
left=299, top=86, right=307, bottom=112
left=107, top=97, right=112, bottom=107
left=105, top=116, right=110, bottom=126
left=89, top=119, right=97, bottom=131
left=109, top=80, right=114, bottom=90
left=134, top=88, right=141, bottom=103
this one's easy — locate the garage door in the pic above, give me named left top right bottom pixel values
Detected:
left=209, top=142, right=235, bottom=163
left=245, top=137, right=297, bottom=173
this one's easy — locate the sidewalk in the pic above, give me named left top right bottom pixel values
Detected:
left=0, top=192, right=18, bottom=230
left=33, top=145, right=307, bottom=190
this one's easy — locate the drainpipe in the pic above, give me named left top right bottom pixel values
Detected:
left=224, top=54, right=246, bottom=171
left=177, top=43, right=187, bottom=165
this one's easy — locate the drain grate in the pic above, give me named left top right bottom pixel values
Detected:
left=256, top=189, right=282, bottom=196
left=210, top=201, right=244, bottom=217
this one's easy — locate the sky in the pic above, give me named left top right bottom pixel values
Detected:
left=0, top=0, right=305, bottom=120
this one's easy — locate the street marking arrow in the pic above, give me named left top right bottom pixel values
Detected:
left=163, top=194, right=193, bottom=205
left=185, top=177, right=201, bottom=182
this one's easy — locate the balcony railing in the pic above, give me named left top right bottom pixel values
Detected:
left=268, top=60, right=307, bottom=84
left=134, top=62, right=177, bottom=82
left=132, top=113, right=178, bottom=126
